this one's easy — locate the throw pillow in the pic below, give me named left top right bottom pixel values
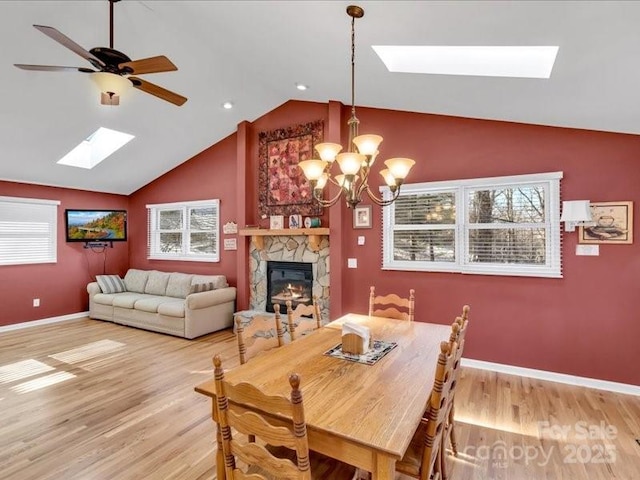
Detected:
left=96, top=275, right=126, bottom=294
left=189, top=282, right=215, bottom=294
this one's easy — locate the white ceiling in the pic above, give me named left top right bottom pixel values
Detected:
left=2, top=1, right=640, bottom=195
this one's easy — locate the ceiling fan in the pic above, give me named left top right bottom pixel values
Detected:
left=14, top=0, right=187, bottom=106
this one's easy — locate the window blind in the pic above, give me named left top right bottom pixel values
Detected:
left=0, top=196, right=60, bottom=266
left=382, top=172, right=562, bottom=278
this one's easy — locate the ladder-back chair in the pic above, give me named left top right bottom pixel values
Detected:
left=368, top=286, right=415, bottom=321
left=213, top=355, right=356, bottom=479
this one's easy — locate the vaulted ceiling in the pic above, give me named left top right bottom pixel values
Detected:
left=2, top=1, right=639, bottom=195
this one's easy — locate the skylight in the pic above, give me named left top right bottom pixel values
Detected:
left=57, top=127, right=134, bottom=169
left=372, top=46, right=559, bottom=79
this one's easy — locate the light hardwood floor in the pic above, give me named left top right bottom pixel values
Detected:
left=0, top=318, right=638, bottom=479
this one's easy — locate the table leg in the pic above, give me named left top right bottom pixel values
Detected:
left=372, top=453, right=395, bottom=480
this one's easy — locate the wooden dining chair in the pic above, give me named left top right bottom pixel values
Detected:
left=286, top=296, right=322, bottom=341
left=445, top=305, right=470, bottom=458
left=368, top=286, right=415, bottom=321
left=213, top=355, right=357, bottom=480
left=395, top=340, right=458, bottom=480
left=235, top=304, right=286, bottom=365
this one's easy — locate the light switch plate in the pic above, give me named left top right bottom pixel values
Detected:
left=347, top=258, right=358, bottom=268
left=357, top=236, right=365, bottom=245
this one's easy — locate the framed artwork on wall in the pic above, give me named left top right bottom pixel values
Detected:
left=289, top=214, right=302, bottom=229
left=578, top=201, right=633, bottom=244
left=353, top=205, right=372, bottom=229
left=258, top=120, right=323, bottom=218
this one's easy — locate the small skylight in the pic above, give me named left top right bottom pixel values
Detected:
left=372, top=45, right=559, bottom=79
left=57, top=127, right=134, bottom=169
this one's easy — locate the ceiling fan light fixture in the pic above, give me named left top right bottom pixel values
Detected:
left=90, top=71, right=131, bottom=98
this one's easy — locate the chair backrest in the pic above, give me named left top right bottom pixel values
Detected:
left=213, top=355, right=312, bottom=480
left=368, top=286, right=415, bottom=321
left=286, top=296, right=322, bottom=341
left=419, top=340, right=458, bottom=480
left=235, top=305, right=285, bottom=365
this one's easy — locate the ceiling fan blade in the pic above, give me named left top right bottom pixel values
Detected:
left=129, top=77, right=187, bottom=106
left=119, top=56, right=177, bottom=75
left=14, top=64, right=94, bottom=73
left=33, top=25, right=105, bottom=68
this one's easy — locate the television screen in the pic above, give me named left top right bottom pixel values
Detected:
left=65, top=209, right=127, bottom=242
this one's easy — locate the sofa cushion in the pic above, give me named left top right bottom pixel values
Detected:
left=144, top=271, right=171, bottom=295
left=134, top=296, right=179, bottom=314
left=96, top=275, right=126, bottom=294
left=158, top=301, right=186, bottom=318
left=189, top=282, right=215, bottom=294
left=93, top=293, right=121, bottom=306
left=191, top=275, right=228, bottom=290
left=112, top=292, right=152, bottom=309
left=124, top=269, right=149, bottom=293
left=166, top=273, right=194, bottom=299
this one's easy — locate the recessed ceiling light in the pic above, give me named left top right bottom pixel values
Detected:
left=57, top=127, right=134, bottom=169
left=296, top=83, right=309, bottom=91
left=372, top=45, right=559, bottom=79
left=222, top=101, right=234, bottom=109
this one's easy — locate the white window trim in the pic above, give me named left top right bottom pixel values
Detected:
left=0, top=196, right=60, bottom=266
left=146, top=199, right=220, bottom=262
left=381, top=172, right=563, bottom=278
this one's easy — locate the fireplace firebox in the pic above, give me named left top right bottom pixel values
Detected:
left=266, top=261, right=313, bottom=313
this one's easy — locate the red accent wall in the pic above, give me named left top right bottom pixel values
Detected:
left=0, top=181, right=128, bottom=326
left=338, top=107, right=640, bottom=386
left=4, top=99, right=640, bottom=386
left=127, top=133, right=239, bottom=285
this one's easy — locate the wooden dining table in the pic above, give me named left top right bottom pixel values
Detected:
left=194, top=313, right=451, bottom=480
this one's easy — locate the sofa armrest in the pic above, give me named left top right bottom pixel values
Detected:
left=186, top=286, right=237, bottom=310
left=87, top=282, right=101, bottom=297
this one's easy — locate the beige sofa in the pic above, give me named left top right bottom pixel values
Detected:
left=87, top=269, right=236, bottom=339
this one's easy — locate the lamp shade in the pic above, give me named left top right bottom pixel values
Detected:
left=298, top=159, right=327, bottom=181
left=384, top=158, right=415, bottom=180
left=560, top=200, right=592, bottom=222
left=90, top=72, right=132, bottom=96
left=314, top=143, right=342, bottom=162
left=353, top=134, right=383, bottom=156
left=336, top=152, right=366, bottom=175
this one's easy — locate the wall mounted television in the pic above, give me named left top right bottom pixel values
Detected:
left=65, top=209, right=127, bottom=242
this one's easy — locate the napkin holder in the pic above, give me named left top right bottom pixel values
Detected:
left=341, top=322, right=370, bottom=355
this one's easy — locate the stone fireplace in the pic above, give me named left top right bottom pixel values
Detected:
left=247, top=234, right=329, bottom=320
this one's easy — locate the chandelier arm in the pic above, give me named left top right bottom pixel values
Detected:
left=313, top=186, right=345, bottom=208
left=365, top=183, right=401, bottom=207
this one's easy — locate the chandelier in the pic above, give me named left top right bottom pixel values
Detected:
left=298, top=5, right=415, bottom=209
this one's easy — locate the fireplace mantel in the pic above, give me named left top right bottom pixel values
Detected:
left=239, top=228, right=330, bottom=253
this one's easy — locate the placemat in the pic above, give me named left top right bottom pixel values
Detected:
left=324, top=340, right=398, bottom=365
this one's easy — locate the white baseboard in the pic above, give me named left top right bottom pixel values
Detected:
left=461, top=358, right=640, bottom=397
left=0, top=312, right=88, bottom=333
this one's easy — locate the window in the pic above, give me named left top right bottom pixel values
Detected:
left=382, top=172, right=563, bottom=278
left=0, top=196, right=60, bottom=266
left=147, top=199, right=220, bottom=262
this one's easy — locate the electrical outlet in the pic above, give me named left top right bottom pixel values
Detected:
left=347, top=258, right=357, bottom=268
left=33, top=298, right=40, bottom=307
